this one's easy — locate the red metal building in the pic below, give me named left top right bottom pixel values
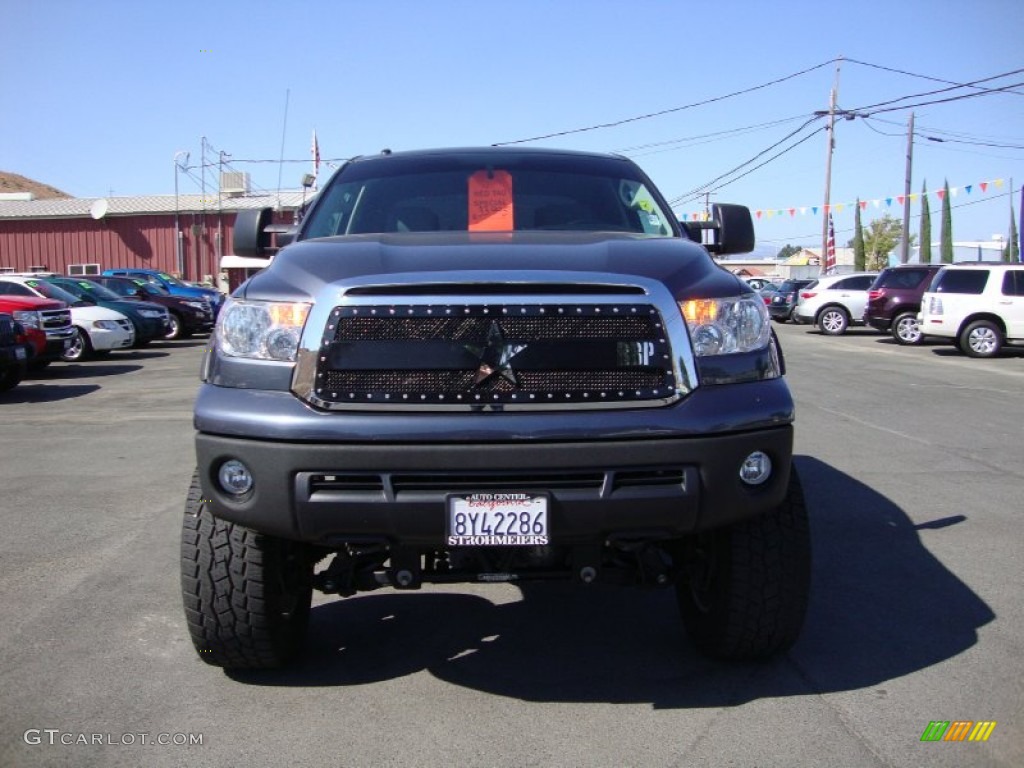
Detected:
left=0, top=190, right=304, bottom=286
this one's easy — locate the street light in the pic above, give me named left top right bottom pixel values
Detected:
left=173, top=151, right=190, bottom=277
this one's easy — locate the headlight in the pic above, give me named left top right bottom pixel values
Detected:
left=678, top=295, right=771, bottom=356
left=91, top=320, right=121, bottom=330
left=184, top=301, right=207, bottom=310
left=217, top=298, right=311, bottom=361
left=13, top=310, right=41, bottom=329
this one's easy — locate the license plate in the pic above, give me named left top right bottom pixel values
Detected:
left=447, top=493, right=549, bottom=546
left=15, top=347, right=26, bottom=360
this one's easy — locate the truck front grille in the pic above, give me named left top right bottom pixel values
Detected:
left=41, top=309, right=72, bottom=330
left=309, top=302, right=679, bottom=409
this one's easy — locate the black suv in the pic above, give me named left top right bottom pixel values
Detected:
left=766, top=278, right=815, bottom=322
left=0, top=313, right=31, bottom=392
left=82, top=276, right=214, bottom=339
left=864, top=264, right=943, bottom=344
left=183, top=147, right=810, bottom=669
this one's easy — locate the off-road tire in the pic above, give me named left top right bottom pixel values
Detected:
left=958, top=319, right=1002, bottom=358
left=677, top=466, right=811, bottom=661
left=892, top=311, right=924, bottom=345
left=817, top=306, right=849, bottom=336
left=180, top=470, right=313, bottom=669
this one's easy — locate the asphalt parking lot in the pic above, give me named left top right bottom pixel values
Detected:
left=1, top=325, right=1022, bottom=767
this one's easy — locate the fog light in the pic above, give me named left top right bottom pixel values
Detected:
left=739, top=451, right=772, bottom=486
left=218, top=459, right=253, bottom=495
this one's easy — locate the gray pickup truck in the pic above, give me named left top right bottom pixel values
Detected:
left=181, top=147, right=810, bottom=669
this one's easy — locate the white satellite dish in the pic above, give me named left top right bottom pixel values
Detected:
left=90, top=199, right=109, bottom=220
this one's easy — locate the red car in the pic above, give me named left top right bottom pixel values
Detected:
left=0, top=295, right=75, bottom=366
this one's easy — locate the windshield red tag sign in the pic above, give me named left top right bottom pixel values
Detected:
left=468, top=170, right=513, bottom=231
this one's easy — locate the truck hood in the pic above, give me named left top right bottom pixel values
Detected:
left=239, top=232, right=750, bottom=302
left=0, top=295, right=66, bottom=311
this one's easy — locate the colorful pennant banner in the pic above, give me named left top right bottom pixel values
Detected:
left=679, top=178, right=1006, bottom=223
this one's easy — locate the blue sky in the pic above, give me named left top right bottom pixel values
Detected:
left=3, top=0, right=1022, bottom=255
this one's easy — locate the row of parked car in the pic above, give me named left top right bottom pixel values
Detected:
left=758, top=262, right=1024, bottom=357
left=0, top=268, right=223, bottom=393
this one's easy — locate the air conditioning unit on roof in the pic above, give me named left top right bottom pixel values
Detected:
left=220, top=172, right=250, bottom=197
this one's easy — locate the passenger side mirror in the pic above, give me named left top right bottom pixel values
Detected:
left=679, top=203, right=755, bottom=255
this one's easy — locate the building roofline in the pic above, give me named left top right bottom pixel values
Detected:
left=0, top=190, right=309, bottom=220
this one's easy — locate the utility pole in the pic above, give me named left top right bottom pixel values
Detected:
left=702, top=191, right=716, bottom=219
left=820, top=58, right=841, bottom=275
left=217, top=150, right=229, bottom=265
left=900, top=112, right=915, bottom=263
left=1019, top=178, right=1023, bottom=262
left=173, top=151, right=189, bottom=278
left=200, top=136, right=208, bottom=282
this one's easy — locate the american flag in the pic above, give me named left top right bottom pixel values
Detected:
left=825, top=213, right=837, bottom=275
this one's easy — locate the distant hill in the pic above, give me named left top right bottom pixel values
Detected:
left=0, top=171, right=70, bottom=199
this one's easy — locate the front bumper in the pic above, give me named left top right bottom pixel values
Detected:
left=194, top=379, right=795, bottom=546
left=197, top=428, right=793, bottom=546
left=134, top=315, right=172, bottom=342
left=1, top=343, right=31, bottom=366
left=40, top=328, right=76, bottom=361
left=182, top=311, right=215, bottom=334
left=89, top=324, right=135, bottom=352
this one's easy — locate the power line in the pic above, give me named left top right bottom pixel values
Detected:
left=846, top=57, right=1024, bottom=97
left=614, top=114, right=814, bottom=157
left=859, top=79, right=1024, bottom=116
left=860, top=116, right=1024, bottom=149
left=669, top=117, right=826, bottom=206
left=492, top=59, right=837, bottom=146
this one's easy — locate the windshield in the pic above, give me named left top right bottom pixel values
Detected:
left=155, top=272, right=190, bottom=288
left=303, top=155, right=675, bottom=238
left=54, top=279, right=123, bottom=302
left=133, top=279, right=170, bottom=295
left=24, top=279, right=83, bottom=305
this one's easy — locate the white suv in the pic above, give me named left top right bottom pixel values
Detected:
left=919, top=263, right=1024, bottom=357
left=792, top=272, right=878, bottom=335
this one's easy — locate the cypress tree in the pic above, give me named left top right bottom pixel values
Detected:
left=1005, top=207, right=1019, bottom=263
left=853, top=200, right=866, bottom=270
left=940, top=179, right=953, bottom=263
left=919, top=181, right=932, bottom=264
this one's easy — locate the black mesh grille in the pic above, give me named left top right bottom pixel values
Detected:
left=334, top=315, right=656, bottom=343
left=312, top=303, right=677, bottom=407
